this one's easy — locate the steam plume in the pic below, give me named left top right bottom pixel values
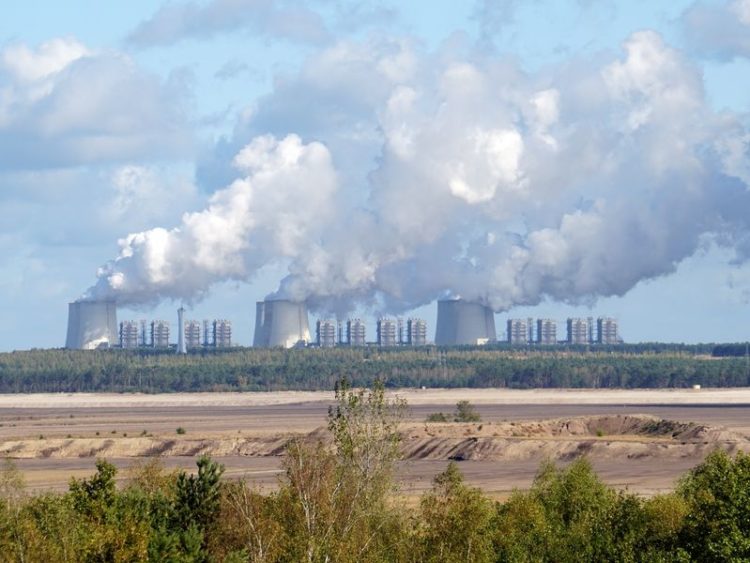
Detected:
left=84, top=32, right=750, bottom=315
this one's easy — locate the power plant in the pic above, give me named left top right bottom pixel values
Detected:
left=65, top=300, right=118, bottom=350
left=253, top=299, right=310, bottom=348
left=434, top=299, right=496, bottom=346
left=64, top=296, right=620, bottom=350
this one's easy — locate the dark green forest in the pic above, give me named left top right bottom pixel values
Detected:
left=1, top=381, right=749, bottom=562
left=0, top=343, right=748, bottom=392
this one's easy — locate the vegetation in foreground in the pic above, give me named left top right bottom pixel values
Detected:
left=1, top=380, right=750, bottom=561
left=2, top=343, right=750, bottom=392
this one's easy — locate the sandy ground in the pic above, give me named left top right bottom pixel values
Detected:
left=0, top=387, right=749, bottom=408
left=2, top=389, right=750, bottom=498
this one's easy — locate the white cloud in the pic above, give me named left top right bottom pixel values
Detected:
left=127, top=0, right=330, bottom=47
left=682, top=0, right=750, bottom=59
left=0, top=39, right=192, bottom=170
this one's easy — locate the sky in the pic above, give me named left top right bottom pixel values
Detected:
left=1, top=0, right=750, bottom=350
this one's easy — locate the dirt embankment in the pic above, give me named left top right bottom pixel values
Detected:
left=400, top=414, right=748, bottom=462
left=2, top=414, right=748, bottom=464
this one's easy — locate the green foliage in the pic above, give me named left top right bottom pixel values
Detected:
left=176, top=426, right=186, bottom=435
left=275, top=378, right=407, bottom=562
left=1, top=344, right=748, bottom=393
left=426, top=412, right=448, bottom=422
left=416, top=462, right=494, bottom=562
left=173, top=455, right=225, bottom=534
left=69, top=458, right=117, bottom=519
left=678, top=449, right=750, bottom=560
left=494, top=458, right=690, bottom=562
left=454, top=400, right=481, bottom=422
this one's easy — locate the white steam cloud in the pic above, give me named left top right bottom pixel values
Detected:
left=85, top=31, right=750, bottom=316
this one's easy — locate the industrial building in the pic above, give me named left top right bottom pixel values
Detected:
left=185, top=320, right=202, bottom=348
left=507, top=318, right=528, bottom=345
left=566, top=318, right=590, bottom=345
left=66, top=300, right=118, bottom=350
left=213, top=319, right=232, bottom=348
left=435, top=299, right=496, bottom=346
left=597, top=317, right=619, bottom=344
left=346, top=319, right=366, bottom=346
left=253, top=300, right=310, bottom=348
left=139, top=320, right=148, bottom=347
left=316, top=319, right=337, bottom=347
left=406, top=318, right=427, bottom=346
left=377, top=318, right=398, bottom=347
left=150, top=320, right=170, bottom=348
left=203, top=320, right=211, bottom=347
left=119, top=320, right=139, bottom=349
left=536, top=319, right=557, bottom=345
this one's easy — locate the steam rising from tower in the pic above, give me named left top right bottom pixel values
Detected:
left=253, top=300, right=311, bottom=348
left=65, top=301, right=118, bottom=350
left=76, top=32, right=750, bottom=325
left=434, top=299, right=496, bottom=346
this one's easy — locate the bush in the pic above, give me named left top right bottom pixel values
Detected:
left=454, top=400, right=481, bottom=422
left=426, top=412, right=449, bottom=422
left=176, top=427, right=186, bottom=435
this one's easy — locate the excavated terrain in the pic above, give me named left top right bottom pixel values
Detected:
left=2, top=414, right=747, bottom=463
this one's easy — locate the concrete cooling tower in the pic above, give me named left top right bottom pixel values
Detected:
left=434, top=299, right=496, bottom=346
left=65, top=301, right=118, bottom=350
left=253, top=300, right=311, bottom=348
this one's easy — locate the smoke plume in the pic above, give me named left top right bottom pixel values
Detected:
left=85, top=31, right=750, bottom=315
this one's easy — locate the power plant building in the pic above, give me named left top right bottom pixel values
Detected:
left=203, top=320, right=211, bottom=347
left=434, top=299, right=496, bottom=346
left=119, top=320, right=139, bottom=349
left=213, top=319, right=232, bottom=348
left=185, top=320, right=202, bottom=349
left=346, top=319, right=366, bottom=346
left=566, top=318, right=590, bottom=345
left=151, top=320, right=170, bottom=348
left=377, top=318, right=397, bottom=347
left=253, top=300, right=310, bottom=348
left=507, top=318, right=528, bottom=345
left=406, top=318, right=427, bottom=346
left=66, top=301, right=118, bottom=350
left=597, top=317, right=620, bottom=344
left=316, top=319, right=337, bottom=347
left=536, top=319, right=557, bottom=345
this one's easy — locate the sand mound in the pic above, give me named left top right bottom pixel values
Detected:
left=399, top=414, right=749, bottom=462
left=1, top=414, right=746, bottom=463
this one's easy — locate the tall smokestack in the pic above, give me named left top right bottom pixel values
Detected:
left=65, top=301, right=118, bottom=350
left=177, top=307, right=186, bottom=354
left=434, top=299, right=496, bottom=346
left=253, top=299, right=310, bottom=348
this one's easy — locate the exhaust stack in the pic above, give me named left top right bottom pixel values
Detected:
left=65, top=301, right=118, bottom=350
left=253, top=299, right=311, bottom=348
left=434, top=299, right=496, bottom=346
left=177, top=307, right=186, bottom=354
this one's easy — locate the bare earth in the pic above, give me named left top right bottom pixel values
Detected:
left=2, top=388, right=750, bottom=498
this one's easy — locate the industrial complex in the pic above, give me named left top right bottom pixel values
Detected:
left=64, top=298, right=620, bottom=350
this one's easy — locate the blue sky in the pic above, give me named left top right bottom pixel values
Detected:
left=1, top=0, right=750, bottom=350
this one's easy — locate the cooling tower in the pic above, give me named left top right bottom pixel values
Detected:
left=434, top=299, right=496, bottom=346
left=65, top=301, right=118, bottom=350
left=253, top=299, right=311, bottom=348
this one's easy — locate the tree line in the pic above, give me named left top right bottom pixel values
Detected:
left=0, top=344, right=748, bottom=392
left=1, top=380, right=749, bottom=561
